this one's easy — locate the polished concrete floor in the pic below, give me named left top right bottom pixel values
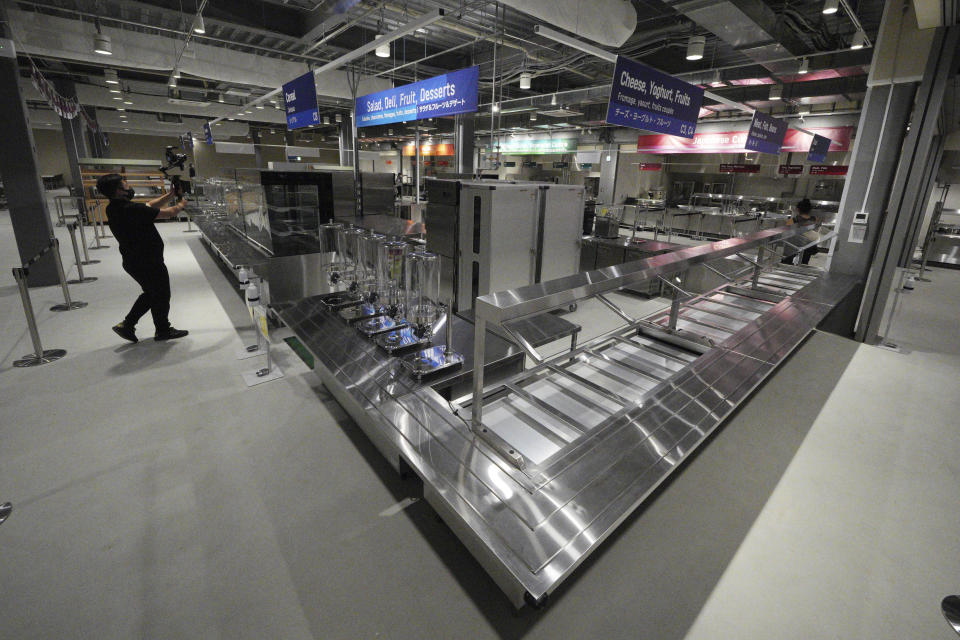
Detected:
left=1, top=199, right=958, bottom=639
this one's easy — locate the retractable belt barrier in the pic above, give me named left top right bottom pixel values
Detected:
left=11, top=236, right=88, bottom=368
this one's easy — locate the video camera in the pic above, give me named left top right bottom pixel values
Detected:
left=161, top=145, right=188, bottom=176
left=161, top=145, right=189, bottom=198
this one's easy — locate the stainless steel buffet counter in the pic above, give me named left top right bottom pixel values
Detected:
left=257, top=222, right=858, bottom=609
left=274, top=302, right=523, bottom=400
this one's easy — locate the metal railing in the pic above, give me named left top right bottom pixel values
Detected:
left=469, top=224, right=815, bottom=430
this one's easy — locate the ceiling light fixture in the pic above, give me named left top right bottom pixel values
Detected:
left=123, top=99, right=132, bottom=105
left=530, top=112, right=537, bottom=121
left=798, top=57, right=809, bottom=74
left=169, top=78, right=177, bottom=87
left=769, top=84, right=782, bottom=100
left=93, top=19, right=112, bottom=55
left=336, top=113, right=343, bottom=123
left=255, top=104, right=264, bottom=109
left=109, top=88, right=121, bottom=94
left=519, top=72, right=532, bottom=90
left=323, top=116, right=330, bottom=125
left=850, top=30, right=866, bottom=49
left=686, top=35, right=705, bottom=61
left=104, top=69, right=119, bottom=84
left=375, top=34, right=390, bottom=58
left=193, top=14, right=205, bottom=34
left=822, top=0, right=839, bottom=14
left=492, top=103, right=500, bottom=113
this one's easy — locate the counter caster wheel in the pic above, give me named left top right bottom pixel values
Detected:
left=568, top=303, right=578, bottom=313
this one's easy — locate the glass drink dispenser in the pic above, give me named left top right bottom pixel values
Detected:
left=319, top=222, right=344, bottom=287
left=339, top=232, right=390, bottom=323
left=377, top=241, right=409, bottom=318
left=339, top=227, right=366, bottom=293
left=405, top=251, right=440, bottom=337
left=359, top=232, right=387, bottom=302
left=358, top=240, right=409, bottom=337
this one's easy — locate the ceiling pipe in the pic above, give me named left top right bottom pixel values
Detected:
left=377, top=2, right=593, bottom=79
left=208, top=8, right=446, bottom=125
left=16, top=1, right=334, bottom=67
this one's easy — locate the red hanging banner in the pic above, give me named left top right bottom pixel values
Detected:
left=637, top=126, right=853, bottom=154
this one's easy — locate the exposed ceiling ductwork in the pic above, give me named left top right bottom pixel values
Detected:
left=7, top=7, right=391, bottom=98
left=662, top=0, right=812, bottom=75
left=497, top=0, right=638, bottom=47
left=19, top=77, right=289, bottom=124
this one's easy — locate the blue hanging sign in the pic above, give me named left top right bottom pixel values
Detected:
left=807, top=134, right=831, bottom=163
left=605, top=56, right=703, bottom=138
left=283, top=71, right=320, bottom=130
left=356, top=66, right=479, bottom=128
left=203, top=122, right=213, bottom=144
left=745, top=111, right=788, bottom=155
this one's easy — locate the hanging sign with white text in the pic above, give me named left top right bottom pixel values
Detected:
left=356, top=66, right=479, bottom=127
left=744, top=111, right=788, bottom=155
left=283, top=71, right=320, bottom=130
left=606, top=56, right=703, bottom=138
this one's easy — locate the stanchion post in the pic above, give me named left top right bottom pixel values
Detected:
left=73, top=209, right=97, bottom=265
left=89, top=201, right=111, bottom=249
left=97, top=203, right=111, bottom=239
left=50, top=238, right=87, bottom=311
left=65, top=223, right=96, bottom=284
left=183, top=208, right=198, bottom=233
left=90, top=201, right=104, bottom=249
left=12, top=267, right=66, bottom=367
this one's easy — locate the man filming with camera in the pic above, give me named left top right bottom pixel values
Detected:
left=95, top=173, right=190, bottom=343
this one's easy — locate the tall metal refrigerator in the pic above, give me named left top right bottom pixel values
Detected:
left=425, top=179, right=584, bottom=312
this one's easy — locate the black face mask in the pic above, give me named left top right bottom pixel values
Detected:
left=117, top=187, right=136, bottom=200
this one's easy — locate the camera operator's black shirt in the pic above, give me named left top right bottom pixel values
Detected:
left=105, top=199, right=164, bottom=265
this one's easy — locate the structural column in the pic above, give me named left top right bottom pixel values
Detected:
left=597, top=142, right=619, bottom=204
left=455, top=114, right=475, bottom=176
left=0, top=22, right=59, bottom=285
left=84, top=108, right=108, bottom=158
left=855, top=25, right=959, bottom=342
left=250, top=129, right=265, bottom=168
left=53, top=78, right=88, bottom=210
left=827, top=0, right=957, bottom=342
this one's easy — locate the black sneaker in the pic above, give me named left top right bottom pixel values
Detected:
left=112, top=323, right=138, bottom=343
left=154, top=327, right=189, bottom=341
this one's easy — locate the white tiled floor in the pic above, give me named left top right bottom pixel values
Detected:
left=1, top=196, right=959, bottom=639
